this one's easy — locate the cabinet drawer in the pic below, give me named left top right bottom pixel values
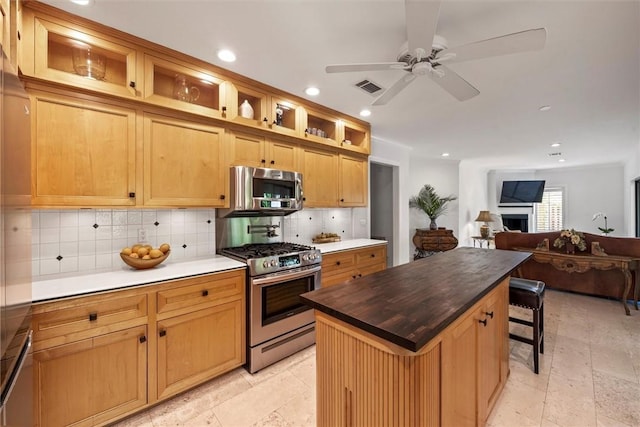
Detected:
left=322, top=270, right=357, bottom=288
left=156, top=270, right=245, bottom=317
left=32, top=291, right=148, bottom=348
left=354, top=245, right=386, bottom=267
left=321, top=251, right=356, bottom=276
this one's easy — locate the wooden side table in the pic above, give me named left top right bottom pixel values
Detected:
left=472, top=236, right=495, bottom=248
left=413, top=228, right=458, bottom=259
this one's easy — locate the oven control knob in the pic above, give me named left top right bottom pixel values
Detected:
left=262, top=260, right=270, bottom=269
left=302, top=254, right=309, bottom=261
left=270, top=259, right=278, bottom=267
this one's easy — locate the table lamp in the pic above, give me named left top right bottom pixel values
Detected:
left=475, top=210, right=493, bottom=238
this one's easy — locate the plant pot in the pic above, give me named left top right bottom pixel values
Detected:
left=429, top=218, right=438, bottom=230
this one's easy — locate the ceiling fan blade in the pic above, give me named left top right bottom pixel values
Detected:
left=429, top=64, right=479, bottom=101
left=372, top=73, right=417, bottom=106
left=405, top=0, right=441, bottom=54
left=326, top=62, right=408, bottom=73
left=436, top=28, right=547, bottom=63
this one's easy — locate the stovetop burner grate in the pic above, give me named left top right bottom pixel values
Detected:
left=221, top=242, right=314, bottom=260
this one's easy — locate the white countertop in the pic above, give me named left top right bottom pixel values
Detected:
left=32, top=256, right=246, bottom=303
left=313, top=238, right=387, bottom=253
left=32, top=239, right=387, bottom=303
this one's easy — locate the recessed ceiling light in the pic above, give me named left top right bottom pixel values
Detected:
left=305, top=87, right=320, bottom=96
left=217, top=49, right=236, bottom=63
left=70, top=0, right=92, bottom=4
left=550, top=142, right=561, bottom=147
left=539, top=105, right=551, bottom=112
left=558, top=158, right=566, bottom=163
left=359, top=109, right=371, bottom=117
left=441, top=152, right=450, bottom=157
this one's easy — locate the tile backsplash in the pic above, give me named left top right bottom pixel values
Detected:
left=32, top=207, right=368, bottom=280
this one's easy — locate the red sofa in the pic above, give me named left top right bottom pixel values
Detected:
left=495, top=231, right=640, bottom=299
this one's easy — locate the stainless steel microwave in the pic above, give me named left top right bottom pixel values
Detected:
left=217, top=166, right=303, bottom=218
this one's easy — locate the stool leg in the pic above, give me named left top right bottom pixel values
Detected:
left=540, top=302, right=544, bottom=354
left=533, top=309, right=540, bottom=374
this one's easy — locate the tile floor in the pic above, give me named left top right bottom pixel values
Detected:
left=113, top=289, right=640, bottom=427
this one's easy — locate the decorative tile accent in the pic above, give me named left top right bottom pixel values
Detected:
left=93, top=223, right=99, bottom=229
left=56, top=255, right=63, bottom=261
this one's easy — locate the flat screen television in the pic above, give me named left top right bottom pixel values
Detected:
left=499, top=180, right=545, bottom=203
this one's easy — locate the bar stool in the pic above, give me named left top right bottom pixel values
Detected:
left=508, top=277, right=545, bottom=374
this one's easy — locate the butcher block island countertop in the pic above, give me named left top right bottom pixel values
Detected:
left=300, top=247, right=531, bottom=427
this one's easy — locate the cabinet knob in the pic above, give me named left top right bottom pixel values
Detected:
left=261, top=159, right=266, bottom=164
left=371, top=253, right=375, bottom=258
left=202, top=290, right=209, bottom=297
left=129, top=192, right=135, bottom=198
left=478, top=319, right=487, bottom=327
left=139, top=336, right=147, bottom=344
left=220, top=194, right=226, bottom=200
left=358, top=274, right=362, bottom=278
left=270, top=160, right=275, bottom=165
left=89, top=312, right=98, bottom=322
left=302, top=197, right=306, bottom=201
left=129, top=81, right=136, bottom=88
left=340, top=198, right=344, bottom=202
left=159, top=330, right=167, bottom=337
left=352, top=275, right=356, bottom=279
left=222, top=106, right=227, bottom=112
left=336, top=261, right=341, bottom=266
left=485, top=311, right=494, bottom=319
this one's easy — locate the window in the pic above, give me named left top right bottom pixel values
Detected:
left=535, top=187, right=564, bottom=232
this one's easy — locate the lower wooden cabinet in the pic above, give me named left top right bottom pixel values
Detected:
left=441, top=279, right=508, bottom=427
left=321, top=244, right=387, bottom=288
left=33, top=325, right=148, bottom=427
left=32, top=268, right=246, bottom=426
left=157, top=300, right=244, bottom=399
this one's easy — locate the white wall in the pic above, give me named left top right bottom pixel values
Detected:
left=457, top=161, right=491, bottom=246
left=533, top=164, right=625, bottom=235
left=370, top=137, right=412, bottom=265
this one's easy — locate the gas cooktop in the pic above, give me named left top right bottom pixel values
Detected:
left=220, top=242, right=321, bottom=276
left=221, top=242, right=315, bottom=260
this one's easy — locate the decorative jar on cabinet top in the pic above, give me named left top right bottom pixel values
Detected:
left=239, top=100, right=254, bottom=119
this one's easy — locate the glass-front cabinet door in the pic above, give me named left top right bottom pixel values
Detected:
left=143, top=54, right=227, bottom=119
left=25, top=14, right=138, bottom=98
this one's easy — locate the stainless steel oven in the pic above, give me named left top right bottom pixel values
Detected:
left=249, top=265, right=320, bottom=372
left=220, top=240, right=322, bottom=373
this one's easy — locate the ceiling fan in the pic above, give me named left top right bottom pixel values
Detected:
left=325, top=1, right=547, bottom=105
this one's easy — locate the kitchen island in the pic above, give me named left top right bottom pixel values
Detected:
left=300, top=247, right=531, bottom=427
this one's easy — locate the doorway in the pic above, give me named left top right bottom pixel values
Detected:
left=370, top=162, right=395, bottom=267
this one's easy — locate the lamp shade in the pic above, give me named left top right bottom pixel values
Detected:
left=475, top=210, right=493, bottom=222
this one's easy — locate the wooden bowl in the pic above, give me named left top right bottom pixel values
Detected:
left=120, top=250, right=170, bottom=270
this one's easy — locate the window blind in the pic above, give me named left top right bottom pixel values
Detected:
left=536, top=188, right=564, bottom=232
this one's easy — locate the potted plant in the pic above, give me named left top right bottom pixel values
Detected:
left=409, top=184, right=457, bottom=230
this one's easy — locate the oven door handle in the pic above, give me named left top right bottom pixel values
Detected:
left=252, top=266, right=321, bottom=287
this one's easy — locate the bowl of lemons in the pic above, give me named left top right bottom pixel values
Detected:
left=120, top=243, right=171, bottom=270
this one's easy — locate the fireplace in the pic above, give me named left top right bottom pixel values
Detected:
left=502, top=214, right=529, bottom=232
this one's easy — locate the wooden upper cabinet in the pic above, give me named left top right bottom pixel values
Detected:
left=229, top=130, right=298, bottom=171
left=300, top=147, right=338, bottom=207
left=340, top=119, right=371, bottom=154
left=268, top=96, right=302, bottom=138
left=143, top=114, right=227, bottom=207
left=21, top=8, right=138, bottom=98
left=30, top=90, right=137, bottom=207
left=301, top=107, right=340, bottom=147
left=226, top=82, right=269, bottom=128
left=339, top=154, right=368, bottom=207
left=142, top=54, right=227, bottom=119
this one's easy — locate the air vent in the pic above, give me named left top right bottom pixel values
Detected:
left=548, top=152, right=562, bottom=157
left=354, top=79, right=384, bottom=96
